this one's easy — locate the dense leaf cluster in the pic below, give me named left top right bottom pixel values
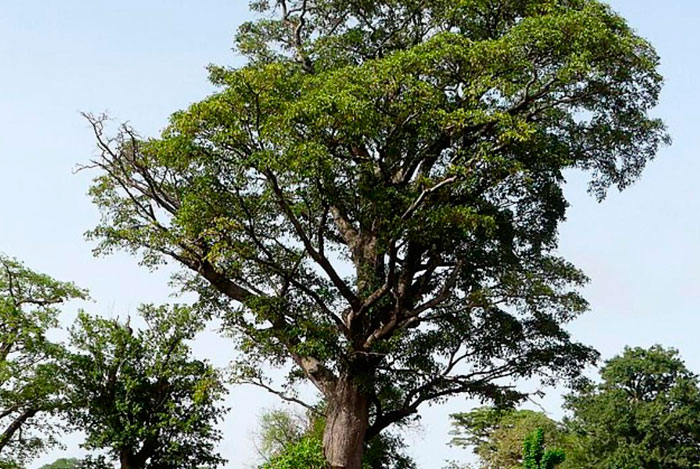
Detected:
left=565, top=346, right=700, bottom=469
left=522, top=429, right=565, bottom=469
left=64, top=306, right=228, bottom=469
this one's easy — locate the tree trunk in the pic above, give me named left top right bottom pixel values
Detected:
left=119, top=448, right=136, bottom=469
left=323, top=378, right=370, bottom=469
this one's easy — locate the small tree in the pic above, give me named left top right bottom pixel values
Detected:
left=63, top=305, right=228, bottom=469
left=84, top=0, right=668, bottom=466
left=0, top=255, right=87, bottom=468
left=522, top=429, right=565, bottom=469
left=449, top=407, right=572, bottom=469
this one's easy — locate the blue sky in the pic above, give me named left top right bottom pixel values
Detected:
left=0, top=1, right=698, bottom=467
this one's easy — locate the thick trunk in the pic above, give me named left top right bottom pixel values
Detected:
left=119, top=448, right=140, bottom=469
left=323, top=378, right=370, bottom=469
left=119, top=450, right=132, bottom=469
left=120, top=444, right=154, bottom=469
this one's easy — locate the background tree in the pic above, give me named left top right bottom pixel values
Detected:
left=255, top=408, right=310, bottom=463
left=564, top=345, right=700, bottom=469
left=63, top=305, right=228, bottom=469
left=0, top=255, right=86, bottom=469
left=448, top=407, right=578, bottom=469
left=84, top=0, right=668, bottom=466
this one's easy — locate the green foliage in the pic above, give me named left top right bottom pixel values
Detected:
left=261, top=435, right=328, bottom=469
left=85, top=0, right=667, bottom=463
left=256, top=409, right=309, bottom=460
left=0, top=255, right=87, bottom=468
left=522, top=429, right=565, bottom=469
left=38, top=458, right=81, bottom=469
left=564, top=346, right=700, bottom=469
left=361, top=431, right=417, bottom=469
left=255, top=409, right=327, bottom=469
left=449, top=407, right=575, bottom=469
left=63, top=305, right=228, bottom=469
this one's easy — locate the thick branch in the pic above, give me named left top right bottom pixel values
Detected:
left=0, top=408, right=38, bottom=453
left=265, top=170, right=361, bottom=310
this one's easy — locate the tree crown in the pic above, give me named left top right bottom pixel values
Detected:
left=85, top=0, right=667, bottom=441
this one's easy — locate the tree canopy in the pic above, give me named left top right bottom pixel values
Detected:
left=38, top=458, right=80, bottom=469
left=63, top=305, right=228, bottom=469
left=0, top=255, right=86, bottom=469
left=564, top=346, right=700, bottom=469
left=84, top=0, right=668, bottom=466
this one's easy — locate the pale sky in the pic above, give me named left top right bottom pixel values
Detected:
left=0, top=1, right=698, bottom=468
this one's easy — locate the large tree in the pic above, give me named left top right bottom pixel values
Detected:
left=564, top=346, right=700, bottom=469
left=0, top=255, right=86, bottom=468
left=83, top=0, right=667, bottom=467
left=63, top=305, right=227, bottom=469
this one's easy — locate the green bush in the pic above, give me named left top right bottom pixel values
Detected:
left=522, top=429, right=565, bottom=469
left=260, top=436, right=327, bottom=469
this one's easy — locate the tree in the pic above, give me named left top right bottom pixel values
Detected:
left=255, top=408, right=310, bottom=463
left=448, top=407, right=576, bottom=469
left=255, top=407, right=416, bottom=469
left=564, top=346, right=700, bottom=469
left=63, top=305, right=228, bottom=469
left=83, top=1, right=668, bottom=467
left=0, top=255, right=87, bottom=468
left=522, top=429, right=565, bottom=469
left=38, top=458, right=81, bottom=469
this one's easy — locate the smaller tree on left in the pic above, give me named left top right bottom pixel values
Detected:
left=63, top=305, right=229, bottom=469
left=0, top=255, right=87, bottom=469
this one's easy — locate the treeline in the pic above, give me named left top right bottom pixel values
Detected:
left=4, top=253, right=698, bottom=468
left=20, top=304, right=700, bottom=469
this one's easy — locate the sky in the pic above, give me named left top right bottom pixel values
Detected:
left=0, top=1, right=698, bottom=468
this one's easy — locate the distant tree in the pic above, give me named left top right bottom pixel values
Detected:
left=522, top=429, right=565, bottom=469
left=564, top=346, right=700, bottom=469
left=449, top=407, right=576, bottom=469
left=0, top=255, right=87, bottom=468
left=63, top=305, right=228, bottom=469
left=84, top=0, right=667, bottom=466
left=38, top=458, right=81, bottom=469
left=255, top=408, right=310, bottom=462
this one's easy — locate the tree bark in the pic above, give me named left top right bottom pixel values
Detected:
left=323, top=378, right=369, bottom=469
left=119, top=449, right=134, bottom=469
